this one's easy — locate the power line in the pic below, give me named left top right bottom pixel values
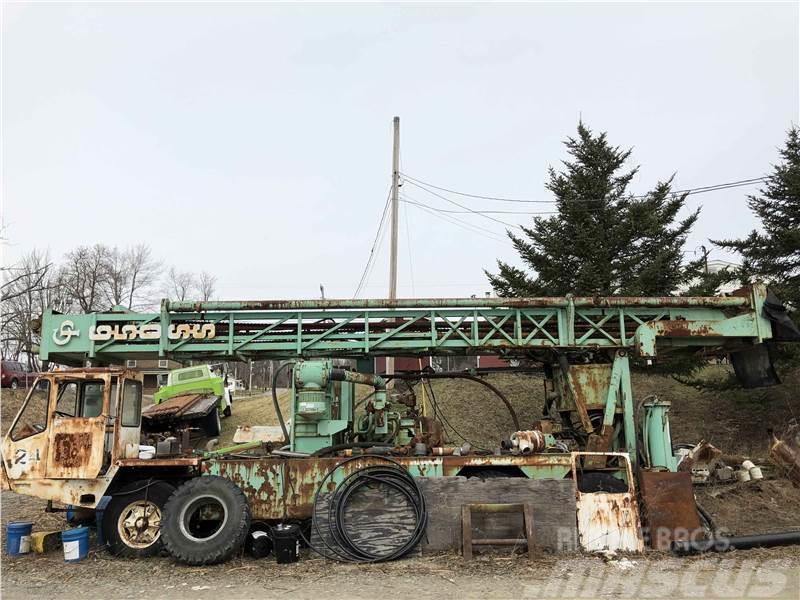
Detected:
left=353, top=186, right=392, bottom=298
left=402, top=200, right=416, bottom=297
left=402, top=198, right=557, bottom=215
left=402, top=196, right=510, bottom=244
left=400, top=172, right=768, bottom=204
left=401, top=193, right=513, bottom=246
left=403, top=179, right=525, bottom=230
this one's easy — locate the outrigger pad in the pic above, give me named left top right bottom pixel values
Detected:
left=731, top=343, right=780, bottom=388
left=764, top=290, right=800, bottom=342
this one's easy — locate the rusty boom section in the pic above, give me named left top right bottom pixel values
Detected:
left=40, top=285, right=777, bottom=366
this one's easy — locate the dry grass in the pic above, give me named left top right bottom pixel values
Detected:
left=217, top=389, right=291, bottom=446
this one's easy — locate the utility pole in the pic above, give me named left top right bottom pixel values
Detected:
left=387, top=116, right=400, bottom=377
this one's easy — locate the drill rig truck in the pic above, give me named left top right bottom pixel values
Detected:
left=1, top=285, right=795, bottom=562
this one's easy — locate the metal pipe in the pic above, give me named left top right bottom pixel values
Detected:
left=165, top=294, right=752, bottom=313
left=672, top=531, right=800, bottom=554
left=270, top=449, right=311, bottom=458
left=330, top=368, right=386, bottom=390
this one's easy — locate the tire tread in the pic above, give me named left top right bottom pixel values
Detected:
left=161, top=476, right=250, bottom=565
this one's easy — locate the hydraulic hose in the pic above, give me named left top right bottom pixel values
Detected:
left=305, top=455, right=427, bottom=563
left=272, top=361, right=293, bottom=444
left=311, top=442, right=390, bottom=457
left=388, top=371, right=520, bottom=431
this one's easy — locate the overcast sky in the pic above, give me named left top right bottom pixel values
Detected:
left=3, top=2, right=798, bottom=300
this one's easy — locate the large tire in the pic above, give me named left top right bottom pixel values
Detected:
left=203, top=407, right=222, bottom=437
left=103, top=480, right=176, bottom=557
left=161, top=476, right=250, bottom=565
left=9, top=378, right=18, bottom=390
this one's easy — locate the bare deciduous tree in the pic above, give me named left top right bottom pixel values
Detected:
left=61, top=245, right=111, bottom=312
left=198, top=271, right=217, bottom=301
left=126, top=244, right=162, bottom=309
left=103, top=246, right=129, bottom=309
left=1, top=250, right=69, bottom=370
left=166, top=267, right=196, bottom=301
left=102, top=244, right=162, bottom=310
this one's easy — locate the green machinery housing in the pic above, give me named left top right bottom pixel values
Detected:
left=39, top=284, right=793, bottom=468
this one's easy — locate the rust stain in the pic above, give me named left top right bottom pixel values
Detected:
left=52, top=433, right=92, bottom=468
left=658, top=320, right=715, bottom=337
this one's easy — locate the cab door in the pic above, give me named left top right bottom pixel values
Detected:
left=2, top=379, right=52, bottom=482
left=113, top=375, right=144, bottom=460
left=45, top=375, right=109, bottom=479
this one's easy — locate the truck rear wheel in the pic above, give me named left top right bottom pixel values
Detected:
left=103, top=480, right=176, bottom=557
left=161, top=476, right=251, bottom=565
left=203, top=407, right=222, bottom=437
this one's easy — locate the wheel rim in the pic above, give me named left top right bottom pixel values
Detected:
left=117, top=500, right=162, bottom=549
left=10, top=380, right=18, bottom=389
left=178, top=494, right=228, bottom=542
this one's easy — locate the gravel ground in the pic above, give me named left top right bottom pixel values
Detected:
left=2, top=490, right=799, bottom=600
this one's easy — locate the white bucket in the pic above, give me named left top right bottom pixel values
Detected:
left=736, top=469, right=751, bottom=482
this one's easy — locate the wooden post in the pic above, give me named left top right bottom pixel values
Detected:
left=461, top=505, right=473, bottom=560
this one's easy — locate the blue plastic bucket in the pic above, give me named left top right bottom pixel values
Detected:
left=62, top=527, right=90, bottom=563
left=6, top=522, right=33, bottom=557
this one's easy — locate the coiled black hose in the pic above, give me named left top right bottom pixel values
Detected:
left=306, top=455, right=427, bottom=563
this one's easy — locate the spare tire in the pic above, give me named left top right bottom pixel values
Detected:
left=161, top=476, right=250, bottom=565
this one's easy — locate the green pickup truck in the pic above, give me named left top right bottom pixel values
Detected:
left=143, top=365, right=233, bottom=437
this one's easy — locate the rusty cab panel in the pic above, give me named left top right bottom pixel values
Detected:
left=45, top=371, right=112, bottom=479
left=2, top=378, right=52, bottom=482
left=2, top=368, right=144, bottom=488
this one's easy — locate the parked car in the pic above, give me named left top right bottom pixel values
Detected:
left=1, top=360, right=36, bottom=389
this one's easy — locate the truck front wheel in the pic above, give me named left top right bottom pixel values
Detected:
left=103, top=480, right=176, bottom=557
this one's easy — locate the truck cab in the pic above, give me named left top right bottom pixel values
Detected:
left=153, top=364, right=231, bottom=416
left=1, top=368, right=144, bottom=505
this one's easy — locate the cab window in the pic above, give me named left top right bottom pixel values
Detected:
left=53, top=380, right=105, bottom=418
left=10, top=380, right=50, bottom=440
left=81, top=381, right=104, bottom=417
left=55, top=382, right=78, bottom=417
left=121, top=380, right=142, bottom=427
left=109, top=378, right=118, bottom=418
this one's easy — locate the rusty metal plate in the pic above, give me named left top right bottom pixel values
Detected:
left=45, top=417, right=105, bottom=479
left=142, top=393, right=217, bottom=420
left=639, top=470, right=703, bottom=550
left=571, top=452, right=644, bottom=553
left=576, top=492, right=644, bottom=553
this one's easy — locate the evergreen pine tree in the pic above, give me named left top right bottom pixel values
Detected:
left=487, top=123, right=701, bottom=297
left=715, top=126, right=800, bottom=312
